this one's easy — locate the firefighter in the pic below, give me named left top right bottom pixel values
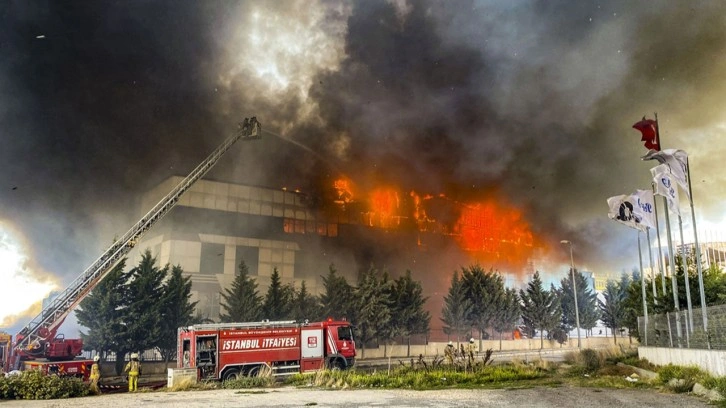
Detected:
left=466, top=338, right=477, bottom=365
left=124, top=353, right=141, bottom=392
left=89, top=355, right=101, bottom=394
left=444, top=341, right=455, bottom=365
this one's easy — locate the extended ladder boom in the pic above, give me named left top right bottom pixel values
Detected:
left=14, top=117, right=262, bottom=352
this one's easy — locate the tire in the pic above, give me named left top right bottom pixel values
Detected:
left=222, top=368, right=241, bottom=381
left=328, top=359, right=344, bottom=371
left=247, top=365, right=261, bottom=378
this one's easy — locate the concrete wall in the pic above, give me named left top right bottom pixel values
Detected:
left=639, top=346, right=726, bottom=376
left=359, top=337, right=626, bottom=359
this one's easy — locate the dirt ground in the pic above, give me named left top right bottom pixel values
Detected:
left=0, top=385, right=710, bottom=407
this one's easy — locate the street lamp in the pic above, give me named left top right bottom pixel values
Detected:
left=560, top=240, right=582, bottom=349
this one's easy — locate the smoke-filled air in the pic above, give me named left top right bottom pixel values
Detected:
left=2, top=0, right=726, bottom=329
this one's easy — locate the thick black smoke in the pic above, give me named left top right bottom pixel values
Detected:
left=2, top=0, right=726, bottom=301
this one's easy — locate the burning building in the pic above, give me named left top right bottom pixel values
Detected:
left=136, top=174, right=550, bottom=327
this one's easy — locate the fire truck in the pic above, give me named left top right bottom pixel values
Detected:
left=3, top=117, right=262, bottom=378
left=177, top=319, right=356, bottom=380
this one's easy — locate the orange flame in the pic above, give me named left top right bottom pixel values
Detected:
left=366, top=188, right=400, bottom=228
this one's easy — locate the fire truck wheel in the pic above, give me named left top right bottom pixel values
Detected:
left=247, top=366, right=261, bottom=378
left=222, top=369, right=241, bottom=381
left=328, top=359, right=344, bottom=371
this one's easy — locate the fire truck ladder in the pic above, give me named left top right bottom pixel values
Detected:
left=14, top=117, right=262, bottom=355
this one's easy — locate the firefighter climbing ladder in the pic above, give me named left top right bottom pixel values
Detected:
left=14, top=117, right=262, bottom=355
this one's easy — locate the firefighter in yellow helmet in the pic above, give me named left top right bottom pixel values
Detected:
left=124, top=353, right=142, bottom=392
left=466, top=338, right=477, bottom=366
left=89, top=355, right=101, bottom=394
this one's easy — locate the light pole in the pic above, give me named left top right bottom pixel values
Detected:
left=561, top=240, right=582, bottom=349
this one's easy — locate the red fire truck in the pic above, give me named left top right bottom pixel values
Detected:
left=177, top=319, right=355, bottom=380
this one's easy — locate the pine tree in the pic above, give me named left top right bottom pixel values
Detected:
left=319, top=264, right=354, bottom=321
left=599, top=278, right=628, bottom=344
left=292, top=281, right=320, bottom=322
left=77, top=259, right=128, bottom=360
left=220, top=260, right=262, bottom=322
left=461, top=265, right=505, bottom=343
left=520, top=271, right=561, bottom=349
left=440, top=271, right=472, bottom=343
left=353, top=265, right=391, bottom=358
left=124, top=250, right=168, bottom=354
left=559, top=269, right=599, bottom=334
left=262, top=267, right=293, bottom=320
left=157, top=264, right=197, bottom=365
left=492, top=288, right=520, bottom=350
left=390, top=270, right=430, bottom=356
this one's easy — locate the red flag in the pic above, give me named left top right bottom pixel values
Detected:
left=632, top=118, right=660, bottom=151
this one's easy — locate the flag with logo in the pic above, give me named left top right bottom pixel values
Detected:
left=642, top=149, right=690, bottom=200
left=607, top=194, right=646, bottom=231
left=651, top=164, right=681, bottom=215
left=631, top=189, right=657, bottom=230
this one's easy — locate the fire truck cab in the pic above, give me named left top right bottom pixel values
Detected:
left=178, top=319, right=355, bottom=380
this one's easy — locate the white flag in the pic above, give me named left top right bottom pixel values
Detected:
left=631, top=189, right=657, bottom=230
left=642, top=149, right=690, bottom=200
left=607, top=194, right=646, bottom=231
left=651, top=164, right=681, bottom=215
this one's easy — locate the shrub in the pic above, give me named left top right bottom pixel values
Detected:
left=0, top=370, right=90, bottom=400
left=657, top=364, right=710, bottom=393
left=580, top=349, right=602, bottom=373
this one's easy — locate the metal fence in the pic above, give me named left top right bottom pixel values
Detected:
left=638, top=304, right=726, bottom=350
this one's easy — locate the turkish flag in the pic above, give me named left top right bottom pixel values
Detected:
left=633, top=118, right=660, bottom=151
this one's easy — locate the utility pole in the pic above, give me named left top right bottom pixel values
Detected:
left=561, top=240, right=582, bottom=349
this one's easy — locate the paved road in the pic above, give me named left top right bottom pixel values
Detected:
left=0, top=386, right=708, bottom=407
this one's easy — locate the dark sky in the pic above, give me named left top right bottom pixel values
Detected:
left=2, top=0, right=726, bottom=327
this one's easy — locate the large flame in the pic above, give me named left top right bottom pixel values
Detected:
left=330, top=178, right=539, bottom=271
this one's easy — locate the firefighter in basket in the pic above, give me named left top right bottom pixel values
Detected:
left=89, top=355, right=101, bottom=394
left=124, top=353, right=142, bottom=392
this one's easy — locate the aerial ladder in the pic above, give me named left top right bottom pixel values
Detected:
left=11, top=117, right=262, bottom=367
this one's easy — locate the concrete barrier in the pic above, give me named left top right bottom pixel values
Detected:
left=638, top=346, right=726, bottom=376
left=359, top=337, right=628, bottom=359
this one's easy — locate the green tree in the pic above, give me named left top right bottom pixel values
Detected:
left=492, top=288, right=520, bottom=350
left=559, top=269, right=599, bottom=335
left=319, top=264, right=354, bottom=321
left=599, top=277, right=628, bottom=343
left=441, top=271, right=472, bottom=343
left=291, top=281, right=321, bottom=322
left=124, top=250, right=168, bottom=355
left=520, top=271, right=561, bottom=349
left=390, top=270, right=430, bottom=356
left=461, top=265, right=505, bottom=347
left=77, top=259, right=128, bottom=361
left=353, top=265, right=391, bottom=358
left=157, top=264, right=197, bottom=366
left=220, top=260, right=262, bottom=322
left=262, top=267, right=294, bottom=320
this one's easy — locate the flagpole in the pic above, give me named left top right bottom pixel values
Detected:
left=638, top=230, right=648, bottom=346
left=652, top=183, right=667, bottom=295
left=662, top=196, right=683, bottom=346
left=678, top=215, right=694, bottom=333
left=687, top=158, right=708, bottom=347
left=646, top=228, right=657, bottom=300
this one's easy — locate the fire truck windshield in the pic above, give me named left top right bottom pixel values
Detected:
left=337, top=326, right=353, bottom=341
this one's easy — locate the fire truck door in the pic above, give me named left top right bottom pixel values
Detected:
left=301, top=329, right=323, bottom=359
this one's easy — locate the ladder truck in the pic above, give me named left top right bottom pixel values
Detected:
left=4, top=117, right=262, bottom=377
